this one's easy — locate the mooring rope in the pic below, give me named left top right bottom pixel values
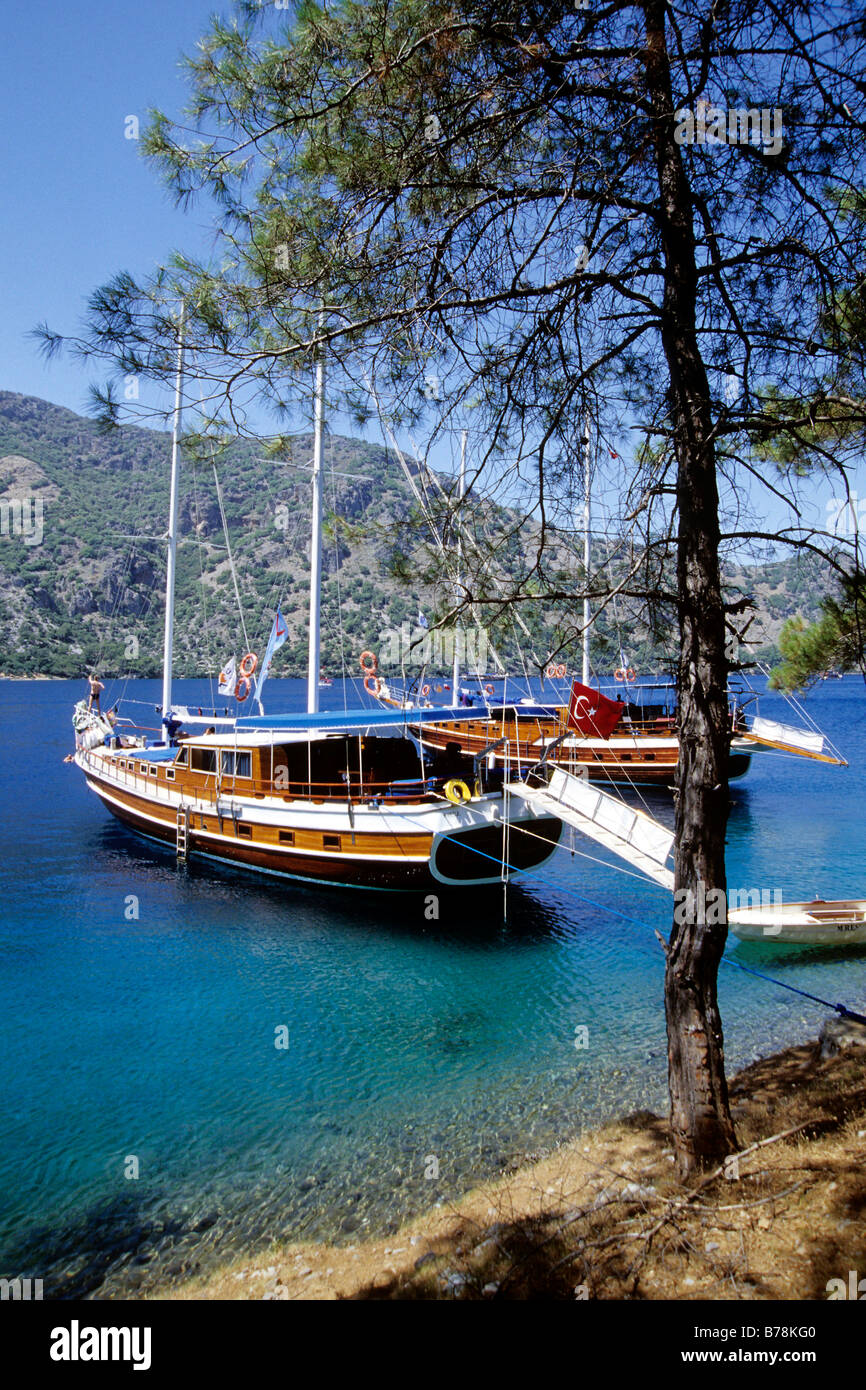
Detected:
left=437, top=830, right=866, bottom=1027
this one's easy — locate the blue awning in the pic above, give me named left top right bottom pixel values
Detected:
left=236, top=706, right=519, bottom=734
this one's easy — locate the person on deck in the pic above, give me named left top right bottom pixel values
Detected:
left=87, top=673, right=105, bottom=713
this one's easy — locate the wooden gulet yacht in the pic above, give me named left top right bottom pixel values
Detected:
left=388, top=682, right=844, bottom=786
left=69, top=322, right=566, bottom=891
left=367, top=423, right=845, bottom=785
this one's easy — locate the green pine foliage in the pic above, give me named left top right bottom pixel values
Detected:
left=770, top=572, right=866, bottom=691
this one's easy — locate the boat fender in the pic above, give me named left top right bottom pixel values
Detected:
left=444, top=778, right=473, bottom=804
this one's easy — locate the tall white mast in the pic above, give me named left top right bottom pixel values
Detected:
left=582, top=418, right=591, bottom=686
left=451, top=428, right=467, bottom=705
left=306, top=310, right=326, bottom=715
left=161, top=306, right=185, bottom=734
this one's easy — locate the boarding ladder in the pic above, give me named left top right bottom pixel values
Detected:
left=506, top=766, right=675, bottom=890
left=176, top=806, right=190, bottom=862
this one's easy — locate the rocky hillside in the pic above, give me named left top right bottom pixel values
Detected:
left=0, top=390, right=832, bottom=679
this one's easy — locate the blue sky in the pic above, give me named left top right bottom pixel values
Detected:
left=0, top=0, right=219, bottom=415
left=0, top=1, right=859, bottom=551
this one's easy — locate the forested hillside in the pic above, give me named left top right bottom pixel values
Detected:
left=0, top=391, right=832, bottom=679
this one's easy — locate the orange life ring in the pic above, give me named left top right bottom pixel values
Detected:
left=359, top=650, right=378, bottom=673
left=545, top=663, right=557, bottom=679
left=626, top=667, right=637, bottom=683
left=422, top=683, right=430, bottom=695
left=240, top=652, right=258, bottom=678
left=614, top=668, right=626, bottom=682
left=556, top=664, right=566, bottom=679
left=235, top=676, right=251, bottom=701
left=364, top=674, right=381, bottom=696
left=485, top=683, right=495, bottom=695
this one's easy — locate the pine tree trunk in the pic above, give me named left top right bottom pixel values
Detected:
left=643, top=0, right=737, bottom=1179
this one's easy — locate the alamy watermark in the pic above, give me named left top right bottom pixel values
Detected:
left=377, top=622, right=489, bottom=672
left=674, top=881, right=784, bottom=931
left=826, top=494, right=865, bottom=536
left=826, top=1270, right=866, bottom=1299
left=0, top=496, right=43, bottom=546
left=0, top=1277, right=43, bottom=1300
left=674, top=102, right=784, bottom=156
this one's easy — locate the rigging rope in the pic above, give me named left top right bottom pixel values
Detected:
left=436, top=829, right=866, bottom=1028
left=211, top=452, right=251, bottom=656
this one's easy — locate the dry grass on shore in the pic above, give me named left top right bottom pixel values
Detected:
left=163, top=1032, right=866, bottom=1301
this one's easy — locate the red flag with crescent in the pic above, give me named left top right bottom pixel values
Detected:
left=567, top=680, right=624, bottom=738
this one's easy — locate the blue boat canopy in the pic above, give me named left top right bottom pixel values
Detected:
left=236, top=706, right=517, bottom=734
left=129, top=745, right=178, bottom=761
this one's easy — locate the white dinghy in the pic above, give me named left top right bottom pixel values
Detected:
left=728, top=899, right=866, bottom=946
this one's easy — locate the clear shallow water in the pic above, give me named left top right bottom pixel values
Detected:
left=0, top=676, right=863, bottom=1297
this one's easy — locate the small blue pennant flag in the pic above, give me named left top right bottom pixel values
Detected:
left=254, top=607, right=289, bottom=706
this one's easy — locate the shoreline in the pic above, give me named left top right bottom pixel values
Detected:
left=150, top=1019, right=866, bottom=1301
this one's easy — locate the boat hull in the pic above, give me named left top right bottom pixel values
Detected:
left=413, top=720, right=752, bottom=786
left=728, top=900, right=866, bottom=946
left=80, top=752, right=562, bottom=892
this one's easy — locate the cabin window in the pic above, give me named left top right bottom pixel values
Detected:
left=236, top=823, right=252, bottom=839
left=221, top=750, right=252, bottom=778
left=278, top=830, right=295, bottom=846
left=174, top=746, right=189, bottom=767
left=191, top=748, right=217, bottom=773
left=139, top=763, right=147, bottom=775
left=165, top=769, right=175, bottom=781
left=645, top=753, right=656, bottom=762
left=323, top=834, right=341, bottom=851
left=148, top=766, right=158, bottom=777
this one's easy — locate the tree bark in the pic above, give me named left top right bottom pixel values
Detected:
left=643, top=0, right=737, bottom=1179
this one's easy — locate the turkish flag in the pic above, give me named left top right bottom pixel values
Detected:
left=567, top=680, right=624, bottom=738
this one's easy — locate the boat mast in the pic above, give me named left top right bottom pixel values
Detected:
left=306, top=309, right=326, bottom=715
left=581, top=418, right=591, bottom=687
left=160, top=306, right=185, bottom=734
left=451, top=428, right=467, bottom=704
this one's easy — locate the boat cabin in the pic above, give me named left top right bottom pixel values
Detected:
left=111, top=730, right=480, bottom=804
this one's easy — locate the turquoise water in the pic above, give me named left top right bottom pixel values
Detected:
left=0, top=676, right=863, bottom=1297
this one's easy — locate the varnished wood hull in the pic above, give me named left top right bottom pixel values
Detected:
left=81, top=756, right=562, bottom=891
left=413, top=719, right=752, bottom=786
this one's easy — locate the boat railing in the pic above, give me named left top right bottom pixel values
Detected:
left=97, top=755, right=441, bottom=805
left=261, top=775, right=439, bottom=803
